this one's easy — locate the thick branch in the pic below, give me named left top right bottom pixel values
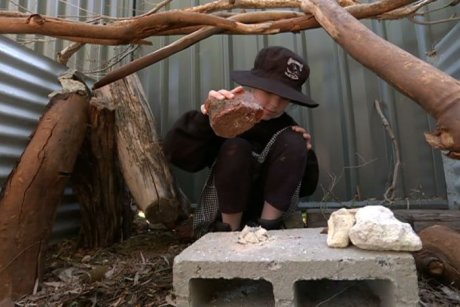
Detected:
left=0, top=0, right=424, bottom=45
left=93, top=11, right=302, bottom=89
left=93, top=0, right=419, bottom=89
left=302, top=0, right=460, bottom=158
left=185, top=0, right=303, bottom=13
left=0, top=11, right=273, bottom=43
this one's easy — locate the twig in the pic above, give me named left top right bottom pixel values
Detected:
left=374, top=99, right=401, bottom=203
left=83, top=44, right=139, bottom=75
left=411, top=14, right=460, bottom=25
left=93, top=10, right=279, bottom=89
left=377, top=0, right=436, bottom=19
left=57, top=42, right=85, bottom=65
left=139, top=0, right=174, bottom=16
left=314, top=283, right=356, bottom=306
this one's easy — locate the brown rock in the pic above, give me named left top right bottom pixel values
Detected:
left=205, top=91, right=263, bottom=138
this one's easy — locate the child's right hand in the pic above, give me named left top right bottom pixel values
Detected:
left=201, top=86, right=245, bottom=115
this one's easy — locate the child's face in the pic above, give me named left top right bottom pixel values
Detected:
left=252, top=88, right=290, bottom=120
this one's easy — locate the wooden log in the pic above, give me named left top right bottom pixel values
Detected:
left=205, top=91, right=263, bottom=138
left=414, top=225, right=460, bottom=288
left=105, top=74, right=190, bottom=226
left=301, top=0, right=460, bottom=159
left=71, top=90, right=133, bottom=248
left=0, top=92, right=89, bottom=300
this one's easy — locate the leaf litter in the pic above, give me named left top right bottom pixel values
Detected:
left=14, top=217, right=460, bottom=306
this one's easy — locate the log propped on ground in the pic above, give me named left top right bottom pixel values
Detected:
left=102, top=74, right=190, bottom=227
left=0, top=90, right=89, bottom=301
left=414, top=225, right=460, bottom=288
left=71, top=89, right=133, bottom=248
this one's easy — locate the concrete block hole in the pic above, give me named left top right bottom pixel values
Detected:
left=189, top=278, right=275, bottom=306
left=294, top=279, right=395, bottom=307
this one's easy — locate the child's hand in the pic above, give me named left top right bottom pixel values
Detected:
left=292, top=126, right=312, bottom=150
left=201, top=86, right=245, bottom=115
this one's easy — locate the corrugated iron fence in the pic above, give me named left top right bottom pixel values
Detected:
left=1, top=1, right=459, bottom=241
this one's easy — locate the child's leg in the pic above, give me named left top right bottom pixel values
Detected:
left=213, top=138, right=254, bottom=231
left=261, top=130, right=308, bottom=227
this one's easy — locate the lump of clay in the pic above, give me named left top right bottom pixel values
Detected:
left=349, top=205, right=422, bottom=251
left=238, top=226, right=269, bottom=245
left=205, top=91, right=263, bottom=138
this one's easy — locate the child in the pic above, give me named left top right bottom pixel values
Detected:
left=164, top=46, right=319, bottom=238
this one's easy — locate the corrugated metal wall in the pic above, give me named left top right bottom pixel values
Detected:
left=0, top=0, right=134, bottom=79
left=1, top=1, right=459, bottom=209
left=0, top=34, right=80, bottom=239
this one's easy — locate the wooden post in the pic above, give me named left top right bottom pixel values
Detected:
left=0, top=91, right=89, bottom=300
left=301, top=0, right=460, bottom=159
left=71, top=89, right=133, bottom=248
left=105, top=74, right=190, bottom=226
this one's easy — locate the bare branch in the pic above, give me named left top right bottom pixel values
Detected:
left=92, top=11, right=301, bottom=89
left=374, top=100, right=401, bottom=203
left=57, top=42, right=85, bottom=65
left=0, top=11, right=274, bottom=43
left=411, top=13, right=460, bottom=25
left=186, top=0, right=303, bottom=13
left=83, top=45, right=140, bottom=75
left=139, top=0, right=174, bottom=16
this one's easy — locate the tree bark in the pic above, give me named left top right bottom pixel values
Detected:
left=413, top=225, right=460, bottom=288
left=301, top=0, right=460, bottom=159
left=71, top=91, right=133, bottom=248
left=0, top=92, right=89, bottom=301
left=104, top=74, right=190, bottom=226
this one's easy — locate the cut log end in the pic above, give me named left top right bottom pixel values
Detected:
left=144, top=198, right=180, bottom=226
left=414, top=225, right=460, bottom=288
left=425, top=130, right=460, bottom=159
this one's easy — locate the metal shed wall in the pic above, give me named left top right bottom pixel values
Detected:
left=0, top=34, right=80, bottom=240
left=1, top=1, right=458, bottom=208
left=0, top=0, right=135, bottom=240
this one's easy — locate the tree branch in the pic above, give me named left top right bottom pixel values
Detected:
left=0, top=0, right=425, bottom=45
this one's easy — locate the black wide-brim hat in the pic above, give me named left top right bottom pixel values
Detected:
left=231, top=46, right=318, bottom=108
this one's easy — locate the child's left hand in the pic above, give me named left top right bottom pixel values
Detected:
left=292, top=126, right=312, bottom=150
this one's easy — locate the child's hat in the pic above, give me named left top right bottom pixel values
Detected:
left=231, top=46, right=318, bottom=108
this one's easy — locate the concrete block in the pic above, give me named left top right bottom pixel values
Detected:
left=173, top=228, right=419, bottom=306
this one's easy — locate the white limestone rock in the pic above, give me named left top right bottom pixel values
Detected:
left=327, top=208, right=356, bottom=248
left=349, top=205, right=422, bottom=251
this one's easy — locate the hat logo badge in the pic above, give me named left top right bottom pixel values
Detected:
left=285, top=57, right=303, bottom=80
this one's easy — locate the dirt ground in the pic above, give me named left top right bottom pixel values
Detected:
left=15, top=218, right=460, bottom=307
